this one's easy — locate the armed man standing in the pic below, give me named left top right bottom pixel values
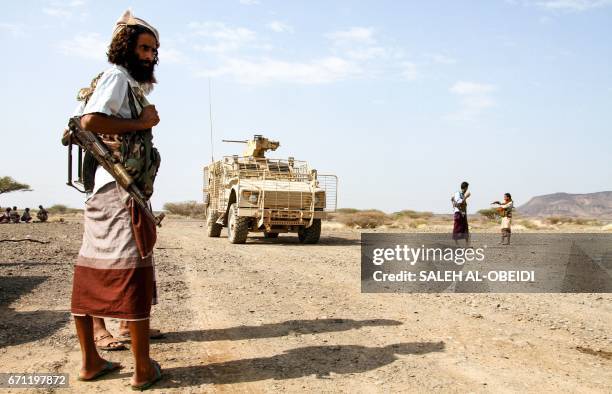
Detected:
left=68, top=10, right=163, bottom=390
left=492, top=193, right=514, bottom=245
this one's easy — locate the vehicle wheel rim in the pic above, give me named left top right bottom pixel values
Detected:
left=229, top=214, right=235, bottom=237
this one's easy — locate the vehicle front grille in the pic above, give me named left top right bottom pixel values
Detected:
left=263, top=191, right=312, bottom=209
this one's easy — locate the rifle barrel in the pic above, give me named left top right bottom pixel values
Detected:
left=222, top=139, right=247, bottom=143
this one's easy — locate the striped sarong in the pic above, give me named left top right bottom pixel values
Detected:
left=71, top=182, right=156, bottom=321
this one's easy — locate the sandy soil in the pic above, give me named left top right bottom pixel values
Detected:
left=0, top=219, right=611, bottom=393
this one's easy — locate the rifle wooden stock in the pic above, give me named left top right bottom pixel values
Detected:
left=67, top=117, right=164, bottom=227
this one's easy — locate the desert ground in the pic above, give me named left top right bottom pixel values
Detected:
left=1, top=216, right=611, bottom=393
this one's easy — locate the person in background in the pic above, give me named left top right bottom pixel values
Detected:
left=0, top=207, right=11, bottom=223
left=492, top=193, right=514, bottom=245
left=451, top=181, right=471, bottom=246
left=21, top=207, right=32, bottom=223
left=37, top=205, right=49, bottom=222
left=10, top=206, right=20, bottom=223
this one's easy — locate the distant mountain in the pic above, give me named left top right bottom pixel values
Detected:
left=518, top=191, right=612, bottom=218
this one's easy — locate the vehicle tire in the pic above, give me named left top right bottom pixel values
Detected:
left=298, top=219, right=321, bottom=244
left=264, top=232, right=279, bottom=239
left=227, top=203, right=249, bottom=244
left=206, top=207, right=222, bottom=238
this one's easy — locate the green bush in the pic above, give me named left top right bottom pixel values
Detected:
left=0, top=176, right=31, bottom=194
left=478, top=208, right=500, bottom=221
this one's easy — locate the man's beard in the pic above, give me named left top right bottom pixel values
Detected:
left=126, top=53, right=156, bottom=84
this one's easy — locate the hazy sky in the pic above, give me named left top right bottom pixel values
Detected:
left=1, top=0, right=611, bottom=213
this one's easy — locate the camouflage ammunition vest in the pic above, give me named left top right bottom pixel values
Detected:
left=77, top=72, right=161, bottom=199
left=123, top=87, right=160, bottom=198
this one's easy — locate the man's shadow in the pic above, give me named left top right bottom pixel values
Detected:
left=159, top=318, right=402, bottom=343
left=158, top=342, right=445, bottom=387
left=0, top=276, right=70, bottom=348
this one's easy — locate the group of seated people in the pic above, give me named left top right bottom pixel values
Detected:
left=0, top=205, right=48, bottom=223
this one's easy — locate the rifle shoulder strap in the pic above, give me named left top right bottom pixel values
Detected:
left=127, top=84, right=146, bottom=119
left=127, top=85, right=137, bottom=119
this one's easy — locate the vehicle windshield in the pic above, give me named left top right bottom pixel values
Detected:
left=226, top=157, right=310, bottom=181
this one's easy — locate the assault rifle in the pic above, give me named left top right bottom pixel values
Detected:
left=64, top=116, right=164, bottom=226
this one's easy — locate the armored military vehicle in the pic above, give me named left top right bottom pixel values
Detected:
left=203, top=135, right=337, bottom=244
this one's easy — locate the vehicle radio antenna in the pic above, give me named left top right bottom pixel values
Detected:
left=208, top=77, right=214, bottom=162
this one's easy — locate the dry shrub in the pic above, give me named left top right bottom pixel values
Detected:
left=48, top=204, right=68, bottom=213
left=392, top=210, right=433, bottom=219
left=163, top=201, right=206, bottom=218
left=519, top=219, right=540, bottom=230
left=572, top=218, right=601, bottom=226
left=336, top=208, right=360, bottom=214
left=408, top=218, right=429, bottom=228
left=332, top=208, right=436, bottom=229
left=47, top=204, right=80, bottom=214
left=391, top=211, right=433, bottom=228
left=544, top=216, right=600, bottom=226
left=333, top=209, right=390, bottom=229
left=545, top=216, right=563, bottom=225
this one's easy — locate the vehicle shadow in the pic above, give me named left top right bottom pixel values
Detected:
left=248, top=235, right=361, bottom=246
left=0, top=276, right=70, bottom=348
left=159, top=318, right=402, bottom=344
left=158, top=341, right=445, bottom=387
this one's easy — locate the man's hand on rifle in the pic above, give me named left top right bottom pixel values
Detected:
left=138, top=105, right=160, bottom=129
left=80, top=107, right=159, bottom=135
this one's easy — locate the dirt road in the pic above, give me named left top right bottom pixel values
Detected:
left=1, top=219, right=611, bottom=392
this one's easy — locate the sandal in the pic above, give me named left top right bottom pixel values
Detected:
left=78, top=361, right=122, bottom=381
left=131, top=359, right=162, bottom=391
left=119, top=328, right=165, bottom=340
left=94, top=333, right=127, bottom=351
